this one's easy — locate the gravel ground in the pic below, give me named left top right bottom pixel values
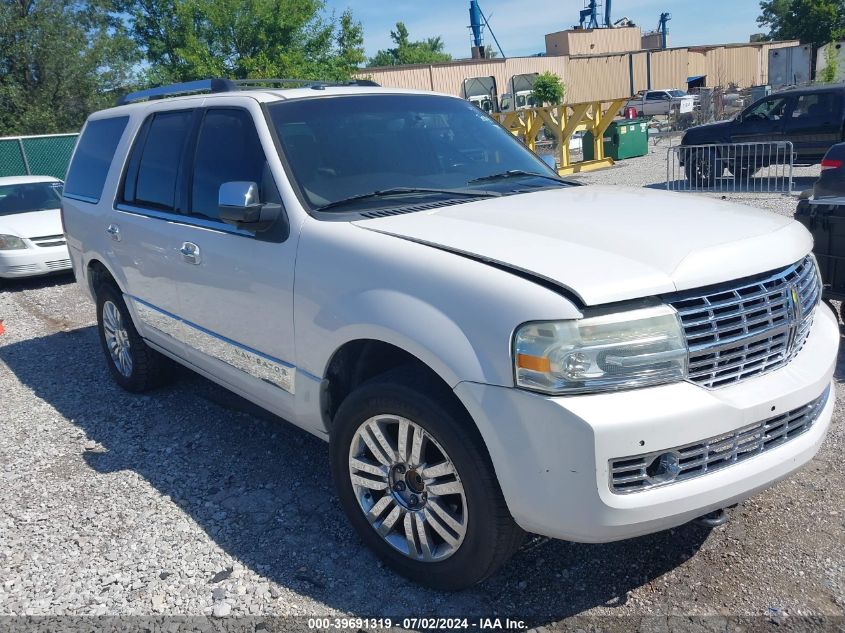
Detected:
left=1, top=147, right=844, bottom=631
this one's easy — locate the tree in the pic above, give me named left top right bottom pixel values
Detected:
left=531, top=72, right=565, bottom=106
left=0, top=0, right=137, bottom=135
left=368, top=22, right=452, bottom=67
left=757, top=0, right=845, bottom=48
left=335, top=10, right=366, bottom=77
left=121, top=0, right=366, bottom=83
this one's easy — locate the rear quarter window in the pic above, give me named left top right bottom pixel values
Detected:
left=64, top=116, right=129, bottom=203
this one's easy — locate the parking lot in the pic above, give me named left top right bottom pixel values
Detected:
left=1, top=146, right=843, bottom=627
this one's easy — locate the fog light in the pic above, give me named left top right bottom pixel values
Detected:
left=646, top=452, right=681, bottom=484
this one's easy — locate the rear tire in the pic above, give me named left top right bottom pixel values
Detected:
left=95, top=283, right=171, bottom=393
left=330, top=366, right=524, bottom=590
left=685, top=149, right=718, bottom=186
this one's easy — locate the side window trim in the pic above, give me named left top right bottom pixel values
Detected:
left=115, top=203, right=257, bottom=237
left=176, top=108, right=204, bottom=214
left=118, top=108, right=196, bottom=213
left=186, top=106, right=258, bottom=222
left=186, top=105, right=282, bottom=226
left=116, top=103, right=286, bottom=241
left=119, top=116, right=152, bottom=207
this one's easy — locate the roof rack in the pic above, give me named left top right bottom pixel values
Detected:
left=116, top=78, right=381, bottom=106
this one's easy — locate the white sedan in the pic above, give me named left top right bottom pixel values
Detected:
left=0, top=175, right=71, bottom=279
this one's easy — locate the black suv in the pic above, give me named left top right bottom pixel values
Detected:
left=680, top=85, right=845, bottom=183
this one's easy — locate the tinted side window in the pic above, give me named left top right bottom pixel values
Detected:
left=791, top=92, right=841, bottom=121
left=64, top=117, right=129, bottom=202
left=128, top=111, right=193, bottom=211
left=190, top=109, right=268, bottom=221
left=745, top=97, right=789, bottom=121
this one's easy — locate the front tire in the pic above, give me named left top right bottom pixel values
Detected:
left=330, top=367, right=523, bottom=590
left=96, top=283, right=171, bottom=393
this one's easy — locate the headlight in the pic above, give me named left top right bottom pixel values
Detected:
left=0, top=234, right=27, bottom=250
left=513, top=305, right=688, bottom=395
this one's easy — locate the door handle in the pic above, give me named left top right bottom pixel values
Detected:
left=179, top=242, right=201, bottom=265
left=106, top=224, right=121, bottom=242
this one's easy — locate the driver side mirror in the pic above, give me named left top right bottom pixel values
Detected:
left=218, top=181, right=281, bottom=232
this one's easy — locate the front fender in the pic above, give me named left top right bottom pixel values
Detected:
left=294, top=220, right=580, bottom=389
left=312, top=289, right=485, bottom=388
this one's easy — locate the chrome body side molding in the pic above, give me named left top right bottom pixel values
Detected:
left=129, top=296, right=296, bottom=394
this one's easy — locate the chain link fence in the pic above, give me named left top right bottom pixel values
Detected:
left=0, top=133, right=79, bottom=180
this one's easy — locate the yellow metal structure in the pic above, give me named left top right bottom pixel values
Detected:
left=493, top=98, right=628, bottom=175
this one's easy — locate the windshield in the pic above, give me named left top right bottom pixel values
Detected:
left=0, top=181, right=63, bottom=216
left=668, top=90, right=687, bottom=98
left=266, top=94, right=562, bottom=211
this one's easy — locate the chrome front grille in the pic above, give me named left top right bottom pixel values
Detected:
left=610, top=386, right=830, bottom=493
left=669, top=257, right=821, bottom=389
left=30, top=234, right=66, bottom=248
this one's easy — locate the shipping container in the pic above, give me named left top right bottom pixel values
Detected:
left=768, top=45, right=813, bottom=88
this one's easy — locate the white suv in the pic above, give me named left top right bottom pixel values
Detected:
left=62, top=79, right=838, bottom=590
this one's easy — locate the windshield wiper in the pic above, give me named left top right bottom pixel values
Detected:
left=469, top=170, right=568, bottom=185
left=314, top=187, right=500, bottom=212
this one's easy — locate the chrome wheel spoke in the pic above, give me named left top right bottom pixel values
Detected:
left=119, top=349, right=129, bottom=374
left=378, top=504, right=403, bottom=536
left=366, top=495, right=394, bottom=521
left=403, top=512, right=418, bottom=558
left=424, top=506, right=461, bottom=548
left=422, top=460, right=455, bottom=480
left=409, top=425, right=424, bottom=466
left=361, top=425, right=392, bottom=466
left=427, top=480, right=463, bottom=497
left=426, top=499, right=465, bottom=535
left=350, top=456, right=386, bottom=478
left=367, top=420, right=397, bottom=462
left=414, top=513, right=434, bottom=560
left=348, top=414, right=468, bottom=563
left=350, top=474, right=389, bottom=491
left=397, top=418, right=411, bottom=462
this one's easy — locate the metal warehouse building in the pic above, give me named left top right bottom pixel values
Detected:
left=357, top=37, right=799, bottom=104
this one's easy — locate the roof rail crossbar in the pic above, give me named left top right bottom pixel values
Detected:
left=117, top=77, right=381, bottom=105
left=229, top=78, right=382, bottom=90
left=117, top=79, right=236, bottom=106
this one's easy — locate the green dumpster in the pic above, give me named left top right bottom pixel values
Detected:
left=583, top=119, right=648, bottom=161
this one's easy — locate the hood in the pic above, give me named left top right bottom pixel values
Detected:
left=683, top=119, right=733, bottom=142
left=352, top=186, right=811, bottom=306
left=0, top=208, right=63, bottom=239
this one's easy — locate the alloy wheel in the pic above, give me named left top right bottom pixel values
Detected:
left=348, top=414, right=468, bottom=562
left=102, top=300, right=133, bottom=378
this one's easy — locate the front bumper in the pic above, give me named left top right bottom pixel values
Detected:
left=0, top=244, right=72, bottom=278
left=455, top=303, right=839, bottom=543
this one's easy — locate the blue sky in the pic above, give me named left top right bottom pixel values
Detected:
left=324, top=0, right=765, bottom=59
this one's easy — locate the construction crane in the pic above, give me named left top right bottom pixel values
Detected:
left=658, top=12, right=671, bottom=49
left=468, top=1, right=505, bottom=58
left=578, top=0, right=612, bottom=29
